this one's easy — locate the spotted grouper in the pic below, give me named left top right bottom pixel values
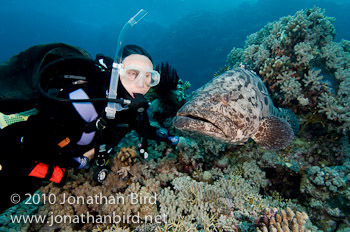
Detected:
left=173, top=67, right=299, bottom=151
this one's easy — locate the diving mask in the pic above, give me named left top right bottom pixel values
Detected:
left=120, top=65, right=160, bottom=87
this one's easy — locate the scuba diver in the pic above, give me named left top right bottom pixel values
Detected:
left=0, top=10, right=180, bottom=212
left=0, top=43, right=179, bottom=212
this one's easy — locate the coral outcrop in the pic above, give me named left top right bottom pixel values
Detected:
left=226, top=7, right=350, bottom=231
left=227, top=7, right=350, bottom=134
left=256, top=207, right=310, bottom=232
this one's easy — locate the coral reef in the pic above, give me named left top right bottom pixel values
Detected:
left=2, top=7, right=350, bottom=232
left=157, top=165, right=314, bottom=231
left=227, top=7, right=350, bottom=134
left=117, top=146, right=138, bottom=167
left=20, top=146, right=164, bottom=232
left=256, top=207, right=310, bottom=232
left=0, top=192, right=41, bottom=232
left=225, top=7, right=350, bottom=230
left=299, top=162, right=350, bottom=228
left=2, top=129, right=323, bottom=232
left=1, top=133, right=326, bottom=232
left=147, top=62, right=190, bottom=126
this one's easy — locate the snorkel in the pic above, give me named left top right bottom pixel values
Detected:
left=91, top=9, right=149, bottom=184
left=105, top=9, right=148, bottom=119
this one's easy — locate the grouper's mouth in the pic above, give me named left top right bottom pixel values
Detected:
left=173, top=111, right=229, bottom=140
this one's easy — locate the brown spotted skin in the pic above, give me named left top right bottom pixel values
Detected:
left=173, top=67, right=294, bottom=148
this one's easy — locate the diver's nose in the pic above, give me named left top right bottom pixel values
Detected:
left=135, top=73, right=145, bottom=88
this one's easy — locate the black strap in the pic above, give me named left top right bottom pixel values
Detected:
left=83, top=116, right=108, bottom=133
left=84, top=120, right=97, bottom=133
left=93, top=114, right=109, bottom=167
left=44, top=165, right=55, bottom=181
left=137, top=111, right=149, bottom=155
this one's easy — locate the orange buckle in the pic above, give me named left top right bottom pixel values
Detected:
left=58, top=137, right=70, bottom=148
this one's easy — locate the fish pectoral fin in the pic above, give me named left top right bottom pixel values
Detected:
left=251, top=116, right=294, bottom=151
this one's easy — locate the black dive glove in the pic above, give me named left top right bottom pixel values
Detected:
left=127, top=93, right=149, bottom=112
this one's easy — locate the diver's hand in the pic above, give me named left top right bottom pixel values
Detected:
left=156, top=128, right=169, bottom=139
left=156, top=128, right=180, bottom=146
left=73, top=148, right=95, bottom=169
left=73, top=156, right=89, bottom=169
left=128, top=93, right=149, bottom=112
left=83, top=148, right=95, bottom=161
left=175, top=136, right=187, bottom=149
left=168, top=136, right=180, bottom=146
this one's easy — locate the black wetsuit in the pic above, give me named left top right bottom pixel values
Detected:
left=0, top=47, right=159, bottom=212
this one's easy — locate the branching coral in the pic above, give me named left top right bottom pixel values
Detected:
left=242, top=161, right=268, bottom=190
left=227, top=48, right=244, bottom=68
left=159, top=174, right=248, bottom=229
left=157, top=167, right=305, bottom=231
left=317, top=92, right=342, bottom=121
left=276, top=70, right=304, bottom=105
left=26, top=150, right=166, bottom=232
left=92, top=224, right=130, bottom=232
left=256, top=207, right=310, bottom=232
left=299, top=163, right=350, bottom=228
left=226, top=6, right=350, bottom=133
left=307, top=165, right=347, bottom=193
left=0, top=191, right=41, bottom=231
left=9, top=135, right=325, bottom=232
left=302, top=69, right=324, bottom=92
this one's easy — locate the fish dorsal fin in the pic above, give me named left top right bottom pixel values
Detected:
left=251, top=116, right=294, bottom=151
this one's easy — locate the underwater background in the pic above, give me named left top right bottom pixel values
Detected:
left=1, top=0, right=349, bottom=91
left=1, top=0, right=350, bottom=231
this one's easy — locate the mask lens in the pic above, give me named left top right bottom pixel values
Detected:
left=121, top=66, right=160, bottom=87
left=149, top=71, right=160, bottom=87
left=125, top=69, right=140, bottom=81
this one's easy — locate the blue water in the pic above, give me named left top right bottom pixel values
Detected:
left=0, top=0, right=349, bottom=91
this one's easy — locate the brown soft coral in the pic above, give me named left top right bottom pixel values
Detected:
left=257, top=207, right=310, bottom=232
left=138, top=186, right=158, bottom=221
left=117, top=146, right=138, bottom=167
left=103, top=171, right=129, bottom=193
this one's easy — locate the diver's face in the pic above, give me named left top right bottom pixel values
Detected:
left=120, top=54, right=153, bottom=98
